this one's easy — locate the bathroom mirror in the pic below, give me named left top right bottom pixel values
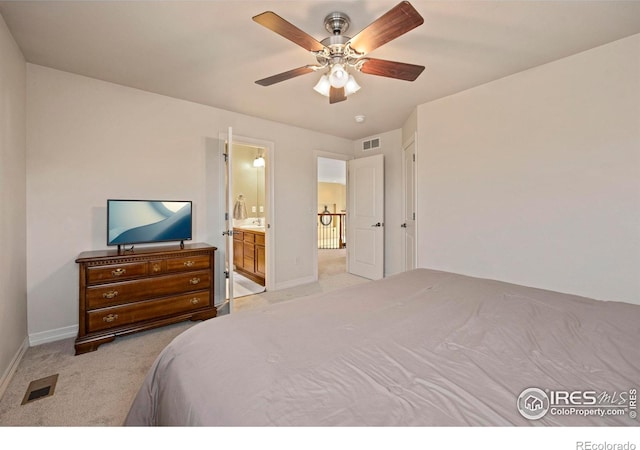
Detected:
left=231, top=144, right=266, bottom=223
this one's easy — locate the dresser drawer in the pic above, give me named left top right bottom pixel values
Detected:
left=87, top=261, right=148, bottom=284
left=148, top=260, right=166, bottom=275
left=254, top=233, right=265, bottom=245
left=165, top=255, right=210, bottom=272
left=86, top=270, right=211, bottom=309
left=87, top=290, right=211, bottom=333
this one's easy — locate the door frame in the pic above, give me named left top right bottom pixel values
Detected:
left=313, top=151, right=352, bottom=281
left=232, top=134, right=275, bottom=292
left=220, top=131, right=275, bottom=309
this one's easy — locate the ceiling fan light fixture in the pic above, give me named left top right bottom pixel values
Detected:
left=313, top=75, right=331, bottom=97
left=329, top=63, right=348, bottom=88
left=344, top=75, right=361, bottom=96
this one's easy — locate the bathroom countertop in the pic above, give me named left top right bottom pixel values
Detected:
left=234, top=225, right=265, bottom=233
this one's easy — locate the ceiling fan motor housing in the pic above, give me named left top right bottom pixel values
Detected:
left=319, top=12, right=357, bottom=66
left=324, top=12, right=350, bottom=35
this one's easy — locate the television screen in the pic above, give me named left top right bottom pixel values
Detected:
left=107, top=200, right=192, bottom=246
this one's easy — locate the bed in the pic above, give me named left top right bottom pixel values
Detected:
left=124, top=269, right=639, bottom=426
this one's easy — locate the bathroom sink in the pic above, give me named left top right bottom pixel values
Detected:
left=237, top=225, right=265, bottom=232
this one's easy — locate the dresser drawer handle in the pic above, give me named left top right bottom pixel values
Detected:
left=103, top=314, right=119, bottom=323
left=111, top=268, right=126, bottom=277
left=189, top=277, right=201, bottom=285
left=102, top=290, right=118, bottom=299
left=183, top=260, right=195, bottom=267
left=190, top=297, right=200, bottom=305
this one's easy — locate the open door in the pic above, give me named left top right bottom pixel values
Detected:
left=347, top=154, right=384, bottom=280
left=224, top=127, right=235, bottom=312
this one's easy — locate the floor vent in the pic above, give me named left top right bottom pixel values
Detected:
left=21, top=374, right=58, bottom=405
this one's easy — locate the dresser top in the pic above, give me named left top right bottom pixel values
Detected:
left=76, top=242, right=216, bottom=262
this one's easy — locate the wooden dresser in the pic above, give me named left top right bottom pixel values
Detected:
left=233, top=228, right=265, bottom=285
left=75, top=243, right=217, bottom=355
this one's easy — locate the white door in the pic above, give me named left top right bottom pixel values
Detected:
left=347, top=154, right=384, bottom=280
left=224, top=127, right=235, bottom=311
left=402, top=139, right=417, bottom=271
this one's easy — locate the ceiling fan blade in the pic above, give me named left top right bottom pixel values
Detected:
left=359, top=58, right=425, bottom=81
left=348, top=1, right=424, bottom=54
left=253, top=11, right=326, bottom=53
left=255, top=66, right=316, bottom=86
left=329, top=87, right=347, bottom=104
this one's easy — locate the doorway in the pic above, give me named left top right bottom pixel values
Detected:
left=228, top=142, right=268, bottom=299
left=317, top=156, right=348, bottom=279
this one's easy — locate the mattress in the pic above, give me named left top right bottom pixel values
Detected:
left=124, top=269, right=639, bottom=426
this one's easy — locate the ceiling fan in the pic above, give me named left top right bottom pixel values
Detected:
left=252, top=1, right=425, bottom=104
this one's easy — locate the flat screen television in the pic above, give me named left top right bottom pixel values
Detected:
left=107, top=199, right=192, bottom=247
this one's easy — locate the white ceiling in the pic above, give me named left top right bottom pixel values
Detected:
left=1, top=1, right=639, bottom=140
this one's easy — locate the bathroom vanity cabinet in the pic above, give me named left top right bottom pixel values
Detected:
left=233, top=228, right=265, bottom=286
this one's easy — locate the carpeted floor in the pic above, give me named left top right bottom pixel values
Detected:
left=0, top=249, right=366, bottom=426
left=232, top=248, right=352, bottom=312
left=318, top=248, right=347, bottom=278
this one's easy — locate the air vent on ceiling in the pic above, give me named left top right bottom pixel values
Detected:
left=362, top=137, right=381, bottom=152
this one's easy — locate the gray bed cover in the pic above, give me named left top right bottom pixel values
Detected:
left=125, top=269, right=639, bottom=426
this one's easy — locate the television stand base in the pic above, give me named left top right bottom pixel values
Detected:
left=116, top=244, right=135, bottom=254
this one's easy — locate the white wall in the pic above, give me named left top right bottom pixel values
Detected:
left=354, top=129, right=404, bottom=277
left=0, top=13, right=27, bottom=394
left=26, top=64, right=353, bottom=342
left=416, top=34, right=640, bottom=304
left=402, top=108, right=417, bottom=145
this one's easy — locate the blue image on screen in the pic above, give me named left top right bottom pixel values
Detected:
left=108, top=201, right=192, bottom=245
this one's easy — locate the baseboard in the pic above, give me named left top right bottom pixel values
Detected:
left=0, top=336, right=29, bottom=400
left=29, top=325, right=78, bottom=347
left=273, top=275, right=317, bottom=291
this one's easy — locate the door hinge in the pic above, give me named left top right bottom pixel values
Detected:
left=413, top=153, right=415, bottom=162
left=224, top=270, right=229, bottom=279
left=223, top=152, right=228, bottom=162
